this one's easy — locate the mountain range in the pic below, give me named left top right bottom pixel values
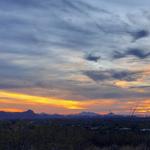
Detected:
left=0, top=110, right=119, bottom=120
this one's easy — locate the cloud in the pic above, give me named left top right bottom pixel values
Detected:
left=85, top=54, right=101, bottom=62
left=84, top=70, right=139, bottom=82
left=0, top=0, right=149, bottom=114
left=0, top=90, right=86, bottom=110
left=113, top=48, right=150, bottom=59
left=129, top=30, right=149, bottom=41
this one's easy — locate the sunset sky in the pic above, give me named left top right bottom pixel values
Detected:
left=0, top=0, right=150, bottom=115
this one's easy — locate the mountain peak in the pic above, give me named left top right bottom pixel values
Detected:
left=79, top=111, right=99, bottom=116
left=107, top=112, right=115, bottom=116
left=24, top=109, right=35, bottom=114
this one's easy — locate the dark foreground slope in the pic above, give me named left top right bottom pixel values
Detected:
left=1, top=118, right=150, bottom=150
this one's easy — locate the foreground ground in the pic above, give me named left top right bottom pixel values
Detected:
left=0, top=118, right=150, bottom=150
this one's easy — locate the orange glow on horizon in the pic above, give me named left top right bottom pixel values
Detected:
left=0, top=108, right=23, bottom=112
left=0, top=90, right=117, bottom=113
left=0, top=90, right=86, bottom=110
left=0, top=90, right=150, bottom=114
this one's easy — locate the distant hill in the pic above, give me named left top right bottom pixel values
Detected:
left=0, top=110, right=37, bottom=120
left=0, top=110, right=136, bottom=120
left=78, top=111, right=100, bottom=117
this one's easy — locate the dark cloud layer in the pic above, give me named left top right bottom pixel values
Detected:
left=129, top=30, right=149, bottom=41
left=113, top=48, right=150, bottom=59
left=84, top=70, right=140, bottom=82
left=85, top=54, right=101, bottom=62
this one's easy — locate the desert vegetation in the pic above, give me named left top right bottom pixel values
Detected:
left=0, top=118, right=150, bottom=150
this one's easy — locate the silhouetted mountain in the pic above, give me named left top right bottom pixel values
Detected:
left=104, top=112, right=116, bottom=118
left=0, top=109, right=37, bottom=120
left=78, top=111, right=100, bottom=117
left=24, top=109, right=35, bottom=114
left=0, top=110, right=139, bottom=120
left=0, top=110, right=65, bottom=120
left=0, top=110, right=100, bottom=120
left=66, top=111, right=100, bottom=118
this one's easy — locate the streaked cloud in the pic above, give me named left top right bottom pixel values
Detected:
left=0, top=0, right=150, bottom=114
left=84, top=70, right=140, bottom=82
left=113, top=48, right=150, bottom=59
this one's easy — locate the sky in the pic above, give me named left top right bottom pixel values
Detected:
left=0, top=0, right=150, bottom=115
